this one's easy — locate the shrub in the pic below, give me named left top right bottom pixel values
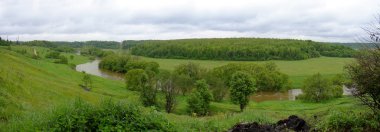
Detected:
left=140, top=82, right=157, bottom=107
left=54, top=55, right=68, bottom=64
left=317, top=110, right=379, bottom=131
left=187, top=79, right=213, bottom=116
left=300, top=73, right=332, bottom=102
left=45, top=51, right=60, bottom=59
left=37, top=99, right=175, bottom=131
left=125, top=69, right=148, bottom=91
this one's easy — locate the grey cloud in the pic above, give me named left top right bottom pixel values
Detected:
left=0, top=0, right=379, bottom=42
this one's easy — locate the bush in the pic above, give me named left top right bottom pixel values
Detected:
left=187, top=80, right=213, bottom=116
left=300, top=73, right=332, bottom=102
left=54, top=55, right=68, bottom=64
left=23, top=99, right=175, bottom=131
left=317, top=110, right=379, bottom=131
left=45, top=51, right=61, bottom=59
left=140, top=82, right=157, bottom=107
left=125, top=69, right=148, bottom=91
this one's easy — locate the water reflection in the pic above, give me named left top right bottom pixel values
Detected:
left=76, top=59, right=124, bottom=81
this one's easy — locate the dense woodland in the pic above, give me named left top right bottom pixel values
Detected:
left=131, top=38, right=355, bottom=61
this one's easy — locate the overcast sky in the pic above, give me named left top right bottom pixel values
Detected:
left=0, top=0, right=379, bottom=42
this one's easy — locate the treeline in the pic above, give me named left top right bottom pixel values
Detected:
left=131, top=38, right=356, bottom=61
left=53, top=41, right=121, bottom=49
left=0, top=37, right=12, bottom=46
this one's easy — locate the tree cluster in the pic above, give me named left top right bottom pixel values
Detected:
left=131, top=38, right=355, bottom=61
left=45, top=51, right=68, bottom=64
left=99, top=54, right=159, bottom=74
left=299, top=73, right=344, bottom=102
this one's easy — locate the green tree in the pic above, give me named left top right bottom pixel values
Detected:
left=301, top=73, right=331, bottom=102
left=187, top=79, right=213, bottom=116
left=330, top=74, right=345, bottom=98
left=125, top=69, right=148, bottom=91
left=346, top=50, right=380, bottom=114
left=158, top=70, right=178, bottom=113
left=140, top=82, right=157, bottom=107
left=81, top=72, right=92, bottom=91
left=205, top=72, right=227, bottom=102
left=229, top=71, right=256, bottom=112
left=174, top=62, right=204, bottom=95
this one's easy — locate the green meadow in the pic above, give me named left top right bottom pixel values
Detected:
left=138, top=56, right=354, bottom=88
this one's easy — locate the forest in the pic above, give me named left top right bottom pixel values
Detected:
left=131, top=38, right=355, bottom=61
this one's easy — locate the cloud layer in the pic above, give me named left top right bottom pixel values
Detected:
left=0, top=0, right=379, bottom=42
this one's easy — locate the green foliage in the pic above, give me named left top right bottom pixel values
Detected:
left=330, top=74, right=345, bottom=98
left=213, top=63, right=289, bottom=92
left=19, top=99, right=174, bottom=131
left=125, top=61, right=159, bottom=77
left=205, top=73, right=228, bottom=102
left=53, top=46, right=75, bottom=53
left=187, top=79, right=213, bottom=116
left=125, top=69, right=148, bottom=91
left=346, top=50, right=380, bottom=114
left=255, top=62, right=291, bottom=91
left=52, top=41, right=121, bottom=49
left=229, top=71, right=256, bottom=111
left=81, top=72, right=93, bottom=91
left=131, top=38, right=355, bottom=61
left=45, top=51, right=61, bottom=59
left=54, top=55, right=68, bottom=64
left=300, top=73, right=332, bottom=102
left=0, top=37, right=10, bottom=46
left=140, top=81, right=157, bottom=107
left=157, top=70, right=178, bottom=113
left=80, top=46, right=111, bottom=57
left=99, top=54, right=131, bottom=73
left=317, top=110, right=380, bottom=131
left=23, top=40, right=57, bottom=48
left=174, top=62, right=205, bottom=95
left=99, top=53, right=159, bottom=74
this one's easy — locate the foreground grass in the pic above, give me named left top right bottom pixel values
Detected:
left=139, top=56, right=353, bottom=88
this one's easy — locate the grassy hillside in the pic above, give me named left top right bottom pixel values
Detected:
left=138, top=56, right=354, bottom=88
left=0, top=47, right=136, bottom=117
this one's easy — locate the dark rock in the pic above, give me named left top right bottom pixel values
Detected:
left=228, top=115, right=310, bottom=132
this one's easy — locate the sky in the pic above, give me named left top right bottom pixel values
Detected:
left=0, top=0, right=379, bottom=42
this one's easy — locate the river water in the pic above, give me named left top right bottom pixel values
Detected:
left=76, top=59, right=352, bottom=102
left=75, top=59, right=124, bottom=80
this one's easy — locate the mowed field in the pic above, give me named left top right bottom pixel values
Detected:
left=138, top=56, right=354, bottom=88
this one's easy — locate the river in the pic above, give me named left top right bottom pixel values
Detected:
left=75, top=59, right=124, bottom=80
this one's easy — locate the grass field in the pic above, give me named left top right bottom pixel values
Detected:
left=139, top=56, right=354, bottom=88
left=0, top=46, right=370, bottom=131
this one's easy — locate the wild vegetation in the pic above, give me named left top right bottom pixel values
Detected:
left=131, top=38, right=355, bottom=61
left=0, top=36, right=379, bottom=131
left=298, top=73, right=344, bottom=102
